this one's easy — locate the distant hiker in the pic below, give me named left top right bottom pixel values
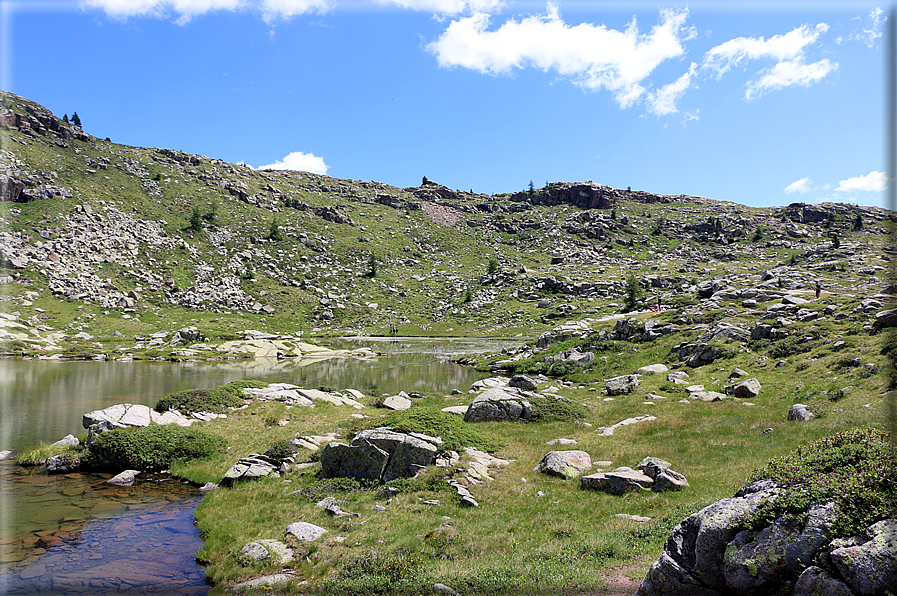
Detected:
left=815, top=281, right=821, bottom=299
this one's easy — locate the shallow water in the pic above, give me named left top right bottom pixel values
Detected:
left=0, top=338, right=515, bottom=592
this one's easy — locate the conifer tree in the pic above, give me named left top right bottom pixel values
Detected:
left=71, top=112, right=81, bottom=127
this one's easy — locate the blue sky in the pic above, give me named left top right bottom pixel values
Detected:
left=1, top=0, right=892, bottom=207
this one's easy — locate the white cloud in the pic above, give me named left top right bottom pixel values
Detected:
left=80, top=0, right=329, bottom=22
left=427, top=5, right=695, bottom=109
left=785, top=177, right=812, bottom=194
left=80, top=0, right=244, bottom=23
left=835, top=170, right=888, bottom=193
left=701, top=22, right=836, bottom=100
left=646, top=62, right=697, bottom=116
left=376, top=0, right=503, bottom=15
left=256, top=151, right=330, bottom=174
left=746, top=58, right=836, bottom=100
left=702, top=23, right=829, bottom=78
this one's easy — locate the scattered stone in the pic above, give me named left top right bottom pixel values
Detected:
left=199, top=482, right=218, bottom=492
left=615, top=514, right=652, bottom=523
left=380, top=393, right=412, bottom=411
left=50, top=434, right=80, bottom=448
left=509, top=374, right=538, bottom=390
left=788, top=404, right=815, bottom=422
left=82, top=403, right=194, bottom=429
left=221, top=454, right=284, bottom=486
left=637, top=364, right=668, bottom=375
left=106, top=469, right=140, bottom=486
left=285, top=521, right=327, bottom=542
left=596, top=415, right=656, bottom=436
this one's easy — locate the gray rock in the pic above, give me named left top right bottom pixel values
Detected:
left=464, top=387, right=533, bottom=422
left=788, top=404, right=815, bottom=422
left=285, top=521, right=327, bottom=542
left=722, top=503, right=838, bottom=593
left=509, top=375, right=538, bottom=390
left=637, top=364, right=668, bottom=375
left=107, top=469, right=140, bottom=486
left=727, top=378, right=762, bottom=398
left=792, top=566, right=854, bottom=596
left=221, top=454, right=283, bottom=486
left=45, top=453, right=80, bottom=474
left=82, top=403, right=193, bottom=429
left=381, top=435, right=439, bottom=482
left=605, top=374, right=640, bottom=395
left=381, top=394, right=412, bottom=411
left=320, top=440, right=389, bottom=481
left=51, top=434, right=80, bottom=448
left=830, top=519, right=897, bottom=596
left=581, top=467, right=654, bottom=495
left=874, top=308, right=897, bottom=327
left=535, top=450, right=592, bottom=479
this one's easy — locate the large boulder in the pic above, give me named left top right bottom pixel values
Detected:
left=535, top=450, right=592, bottom=479
left=464, top=387, right=534, bottom=422
left=727, top=378, right=762, bottom=399
left=319, top=428, right=441, bottom=482
left=581, top=467, right=654, bottom=494
left=635, top=480, right=897, bottom=596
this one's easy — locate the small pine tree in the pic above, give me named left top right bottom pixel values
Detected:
left=853, top=212, right=863, bottom=230
left=624, top=274, right=642, bottom=310
left=652, top=216, right=665, bottom=235
left=62, top=114, right=69, bottom=123
left=832, top=234, right=840, bottom=248
left=528, top=180, right=535, bottom=196
left=487, top=257, right=499, bottom=275
left=463, top=286, right=473, bottom=304
left=71, top=112, right=81, bottom=127
left=421, top=176, right=429, bottom=186
left=752, top=227, right=763, bottom=241
left=544, top=180, right=550, bottom=189
left=266, top=218, right=282, bottom=241
left=188, top=206, right=203, bottom=233
left=367, top=253, right=378, bottom=278
left=611, top=208, right=617, bottom=220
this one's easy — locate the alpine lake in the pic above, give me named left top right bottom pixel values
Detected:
left=0, top=337, right=517, bottom=594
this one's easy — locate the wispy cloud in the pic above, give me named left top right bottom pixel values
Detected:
left=646, top=62, right=697, bottom=116
left=376, top=0, right=503, bottom=15
left=835, top=170, right=888, bottom=193
left=837, top=7, right=887, bottom=48
left=427, top=4, right=695, bottom=110
left=785, top=177, right=812, bottom=194
left=79, top=0, right=330, bottom=23
left=702, top=23, right=836, bottom=100
left=256, top=151, right=329, bottom=174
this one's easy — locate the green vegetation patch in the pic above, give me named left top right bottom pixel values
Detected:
left=89, top=424, right=228, bottom=472
left=376, top=408, right=497, bottom=452
left=17, top=443, right=82, bottom=466
left=741, top=428, right=897, bottom=536
left=529, top=396, right=589, bottom=422
left=154, top=380, right=267, bottom=414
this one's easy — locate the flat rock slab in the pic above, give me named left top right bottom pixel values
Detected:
left=596, top=415, right=657, bottom=436
left=582, top=467, right=654, bottom=494
left=638, top=364, right=669, bottom=374
left=297, top=388, right=364, bottom=409
left=285, top=522, right=327, bottom=542
left=240, top=539, right=294, bottom=564
left=231, top=572, right=301, bottom=591
left=82, top=403, right=193, bottom=429
left=535, top=450, right=592, bottom=479
left=441, top=405, right=469, bottom=416
left=381, top=394, right=412, bottom=410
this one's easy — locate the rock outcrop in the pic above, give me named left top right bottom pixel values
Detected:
left=319, top=428, right=442, bottom=482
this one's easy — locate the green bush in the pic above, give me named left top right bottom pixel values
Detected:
left=155, top=380, right=267, bottom=414
left=90, top=424, right=227, bottom=471
left=529, top=397, right=588, bottom=422
left=741, top=428, right=897, bottom=536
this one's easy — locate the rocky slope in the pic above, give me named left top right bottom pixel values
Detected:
left=1, top=90, right=894, bottom=362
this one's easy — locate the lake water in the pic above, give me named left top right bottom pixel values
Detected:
left=0, top=337, right=515, bottom=593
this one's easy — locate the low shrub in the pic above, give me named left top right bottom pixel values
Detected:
left=154, top=379, right=267, bottom=414
left=17, top=443, right=82, bottom=466
left=529, top=397, right=589, bottom=422
left=89, top=424, right=227, bottom=471
left=740, top=428, right=897, bottom=536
